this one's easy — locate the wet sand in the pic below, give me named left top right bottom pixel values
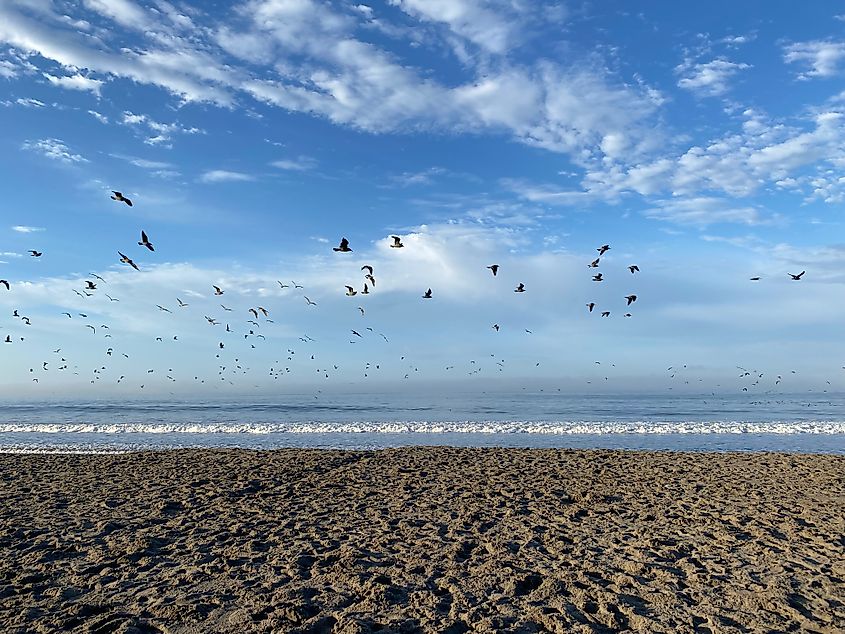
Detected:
left=1, top=448, right=843, bottom=633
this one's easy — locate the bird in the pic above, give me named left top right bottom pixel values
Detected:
left=390, top=236, right=404, bottom=248
left=487, top=265, right=499, bottom=276
left=361, top=265, right=374, bottom=275
left=345, top=286, right=357, bottom=296
left=749, top=277, right=761, bottom=281
left=258, top=307, right=269, bottom=317
left=365, top=274, right=376, bottom=287
left=213, top=285, right=224, bottom=295
left=351, top=330, right=363, bottom=338
left=111, top=191, right=132, bottom=206
left=514, top=283, right=525, bottom=293
left=85, top=281, right=97, bottom=290
left=597, top=244, right=610, bottom=255
left=118, top=252, right=139, bottom=271
left=105, top=295, right=119, bottom=302
left=177, top=298, right=188, bottom=307
left=624, top=313, right=632, bottom=317
left=249, top=308, right=259, bottom=319
left=138, top=230, right=154, bottom=251
left=29, top=250, right=42, bottom=257
left=205, top=316, right=219, bottom=325
left=62, top=312, right=71, bottom=318
left=592, top=273, right=603, bottom=282
left=492, top=324, right=500, bottom=331
left=422, top=288, right=432, bottom=299
left=156, top=305, right=172, bottom=313
left=292, top=281, right=304, bottom=289
left=586, top=302, right=595, bottom=312
left=601, top=311, right=610, bottom=317
left=625, top=294, right=637, bottom=305
left=90, top=274, right=106, bottom=283
left=788, top=271, right=805, bottom=280
left=304, top=296, right=317, bottom=306
left=588, top=258, right=600, bottom=268
left=220, top=305, right=232, bottom=311
left=628, top=265, right=639, bottom=274
left=3, top=335, right=10, bottom=343
left=358, top=306, right=365, bottom=316
left=0, top=280, right=9, bottom=290
left=333, top=237, right=352, bottom=252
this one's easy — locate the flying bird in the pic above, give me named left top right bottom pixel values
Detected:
left=213, top=285, right=224, bottom=295
left=105, top=295, right=119, bottom=302
left=118, top=252, right=139, bottom=271
left=492, top=324, right=500, bottom=331
left=249, top=308, right=259, bottom=319
left=601, top=311, right=610, bottom=317
left=138, top=230, right=154, bottom=251
left=390, top=236, right=404, bottom=248
left=586, top=302, right=595, bottom=312
left=177, top=298, right=188, bottom=307
left=333, top=237, right=352, bottom=252
left=588, top=258, right=600, bottom=268
left=625, top=295, right=637, bottom=305
left=365, top=274, right=376, bottom=287
left=592, top=273, right=603, bottom=282
left=156, top=305, right=172, bottom=313
left=304, top=296, right=317, bottom=306
left=351, top=330, right=363, bottom=338
left=597, top=244, right=610, bottom=255
left=111, top=191, right=132, bottom=206
left=628, top=265, right=639, bottom=274
left=258, top=307, right=269, bottom=317
left=362, top=283, right=370, bottom=295
left=29, top=250, right=42, bottom=257
left=345, top=286, right=357, bottom=296
left=422, top=288, right=432, bottom=299
left=514, top=283, right=525, bottom=293
left=0, top=280, right=9, bottom=290
left=85, top=281, right=97, bottom=290
left=277, top=281, right=289, bottom=289
left=788, top=271, right=805, bottom=280
left=749, top=277, right=761, bottom=281
left=487, top=264, right=499, bottom=276
left=361, top=265, right=374, bottom=275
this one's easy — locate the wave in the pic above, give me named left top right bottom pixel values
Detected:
left=2, top=420, right=845, bottom=434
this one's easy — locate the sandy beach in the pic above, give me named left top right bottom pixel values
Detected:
left=1, top=448, right=843, bottom=633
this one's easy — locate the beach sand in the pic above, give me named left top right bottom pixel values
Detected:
left=1, top=448, right=843, bottom=633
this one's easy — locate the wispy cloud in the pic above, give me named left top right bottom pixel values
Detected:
left=11, top=225, right=45, bottom=233
left=43, top=72, right=104, bottom=95
left=676, top=58, right=750, bottom=96
left=21, top=138, right=88, bottom=164
left=784, top=40, right=845, bottom=79
left=199, top=169, right=255, bottom=183
left=644, top=197, right=768, bottom=227
left=1, top=97, right=46, bottom=108
left=270, top=156, right=317, bottom=171
left=120, top=111, right=203, bottom=146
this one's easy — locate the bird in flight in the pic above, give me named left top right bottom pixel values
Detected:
left=588, top=258, right=600, bottom=268
left=292, top=280, right=304, bottom=289
left=0, top=280, right=9, bottom=290
left=628, top=265, right=639, bottom=274
left=351, top=330, right=363, bottom=338
left=592, top=273, right=603, bottom=282
left=213, top=285, right=224, bottom=295
left=390, top=236, right=404, bottom=248
left=365, top=274, right=376, bottom=287
left=29, top=250, right=42, bottom=257
left=597, top=244, right=610, bottom=255
left=601, top=311, right=610, bottom=317
left=345, top=285, right=357, bottom=296
left=586, top=302, right=595, bottom=312
left=749, top=277, right=761, bottom=281
left=625, top=294, right=637, bottom=305
left=514, top=283, right=525, bottom=293
left=177, top=298, right=188, bottom=307
left=111, top=191, right=132, bottom=206
left=492, top=324, right=500, bottom=331
left=156, top=305, right=172, bottom=313
left=138, top=231, right=154, bottom=251
left=304, top=296, right=317, bottom=306
left=249, top=308, right=259, bottom=319
left=361, top=265, right=374, bottom=275
left=422, top=288, right=432, bottom=299
left=788, top=271, right=805, bottom=280
left=118, top=252, right=139, bottom=271
left=362, top=283, right=370, bottom=295
left=105, top=295, right=119, bottom=302
left=258, top=307, right=269, bottom=317
left=333, top=237, right=352, bottom=252
left=487, top=264, right=499, bottom=276
left=85, top=280, right=97, bottom=290
left=220, top=304, right=232, bottom=311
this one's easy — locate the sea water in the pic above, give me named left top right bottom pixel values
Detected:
left=1, top=391, right=844, bottom=453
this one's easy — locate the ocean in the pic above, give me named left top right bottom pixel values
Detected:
left=1, top=391, right=844, bottom=453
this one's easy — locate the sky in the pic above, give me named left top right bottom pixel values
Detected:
left=1, top=0, right=844, bottom=397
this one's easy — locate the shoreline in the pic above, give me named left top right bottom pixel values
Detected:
left=2, top=447, right=843, bottom=632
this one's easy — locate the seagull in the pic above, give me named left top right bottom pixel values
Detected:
left=213, top=285, right=224, bottom=295
left=358, top=306, right=365, bottom=316
left=85, top=281, right=97, bottom=290
left=111, top=191, right=132, bottom=206
left=588, top=258, right=600, bottom=268
left=156, top=305, right=172, bottom=313
left=90, top=274, right=106, bottom=283
left=362, top=283, right=370, bottom=295
left=333, top=237, right=352, bottom=252
left=487, top=265, right=499, bottom=276
left=361, top=265, right=374, bottom=275
left=597, top=244, right=610, bottom=255
left=365, top=274, right=376, bottom=287
left=292, top=281, right=304, bottom=289
left=62, top=312, right=72, bottom=318
left=0, top=280, right=9, bottom=290
left=625, top=294, right=637, bottom=305
left=788, top=271, right=805, bottom=280
left=205, top=316, right=219, bottom=325
left=249, top=308, right=259, bottom=319
left=177, top=298, right=188, bottom=307
left=592, top=273, right=603, bottom=282
left=258, top=307, right=269, bottom=317
left=351, top=330, right=363, bottom=338
left=390, top=236, right=404, bottom=248
left=138, top=230, right=154, bottom=251
left=86, top=325, right=96, bottom=334
left=492, top=324, right=500, bottom=331
left=29, top=250, right=42, bottom=257
left=118, top=252, right=139, bottom=271
left=422, top=288, right=432, bottom=299
left=628, top=265, right=639, bottom=274
left=624, top=313, right=632, bottom=317
left=586, top=302, right=595, bottom=312
left=345, top=285, right=357, bottom=296
left=105, top=295, right=119, bottom=302
left=514, top=283, right=525, bottom=293
left=220, top=304, right=232, bottom=311
left=304, top=296, right=317, bottom=306
left=749, top=277, right=761, bottom=281
left=601, top=311, right=610, bottom=317
left=277, top=281, right=289, bottom=289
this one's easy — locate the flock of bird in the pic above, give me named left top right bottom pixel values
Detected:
left=0, top=190, right=835, bottom=394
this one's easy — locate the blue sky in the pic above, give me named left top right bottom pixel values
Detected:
left=1, top=0, right=844, bottom=396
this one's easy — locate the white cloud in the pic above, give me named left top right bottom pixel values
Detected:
left=644, top=197, right=766, bottom=226
left=0, top=251, right=23, bottom=258
left=11, top=225, right=45, bottom=233
left=119, top=111, right=202, bottom=146
left=270, top=156, right=317, bottom=171
left=676, top=58, right=750, bottom=96
left=88, top=109, right=108, bottom=123
left=21, top=138, right=88, bottom=164
left=784, top=40, right=845, bottom=79
left=1, top=97, right=45, bottom=107
left=81, top=0, right=151, bottom=30
left=199, top=169, right=255, bottom=183
left=43, top=72, right=104, bottom=95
